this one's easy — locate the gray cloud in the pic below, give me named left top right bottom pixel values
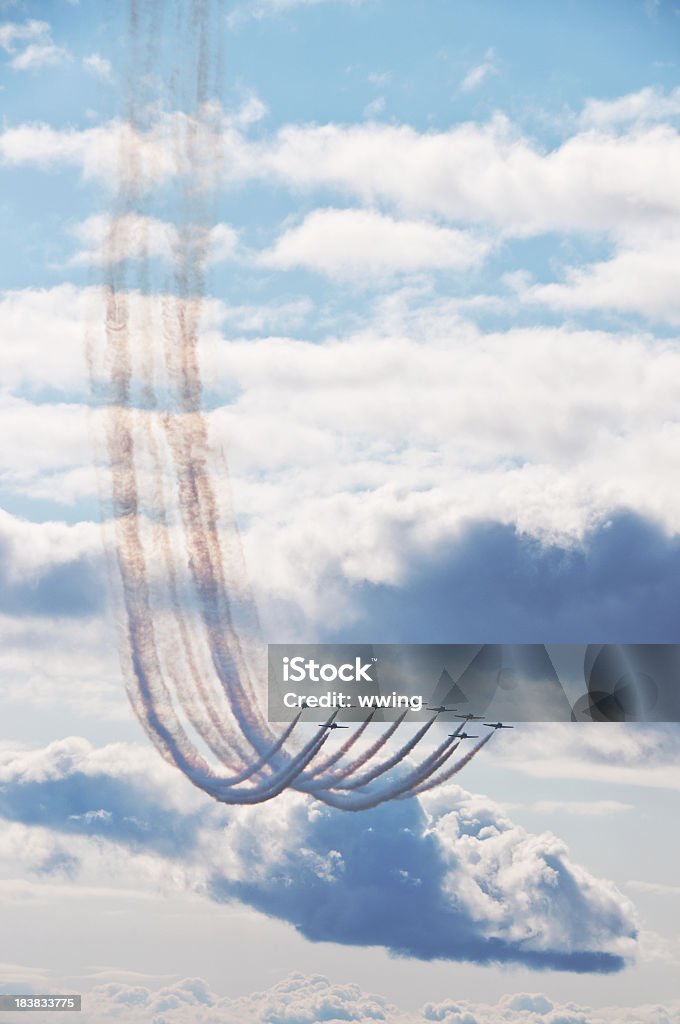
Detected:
left=0, top=512, right=105, bottom=618
left=331, top=513, right=680, bottom=644
left=0, top=739, right=636, bottom=972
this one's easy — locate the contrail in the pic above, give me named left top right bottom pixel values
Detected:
left=405, top=732, right=495, bottom=797
left=316, top=732, right=464, bottom=812
left=330, top=715, right=441, bottom=791
left=91, top=0, right=494, bottom=808
left=303, top=711, right=407, bottom=790
left=304, top=712, right=376, bottom=778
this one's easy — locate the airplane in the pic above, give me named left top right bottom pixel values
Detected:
left=448, top=732, right=478, bottom=740
left=317, top=722, right=350, bottom=730
left=455, top=712, right=484, bottom=721
left=427, top=705, right=457, bottom=715
left=484, top=722, right=514, bottom=730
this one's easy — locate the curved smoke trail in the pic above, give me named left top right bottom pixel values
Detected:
left=91, top=0, right=496, bottom=809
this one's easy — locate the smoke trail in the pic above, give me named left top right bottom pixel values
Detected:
left=91, top=0, right=494, bottom=809
left=317, top=732, right=463, bottom=812
left=304, top=712, right=376, bottom=778
left=406, top=732, right=495, bottom=797
left=303, top=712, right=407, bottom=790
left=330, top=715, right=441, bottom=791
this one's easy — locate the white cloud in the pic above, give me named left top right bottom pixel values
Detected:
left=208, top=222, right=240, bottom=262
left=82, top=53, right=113, bottom=82
left=67, top=213, right=179, bottom=267
left=0, top=511, right=126, bottom=717
left=484, top=724, right=680, bottom=791
left=459, top=49, right=498, bottom=93
left=0, top=19, right=69, bottom=70
left=9, top=42, right=69, bottom=70
left=16, top=970, right=678, bottom=1024
left=4, top=282, right=680, bottom=628
left=2, top=104, right=680, bottom=241
left=515, top=232, right=680, bottom=324
left=0, top=614, right=126, bottom=720
left=258, top=208, right=491, bottom=280
left=0, top=111, right=228, bottom=190
left=363, top=95, right=386, bottom=118
left=199, top=309, right=680, bottom=622
left=83, top=973, right=410, bottom=1024
left=0, top=394, right=96, bottom=504
left=253, top=118, right=680, bottom=237
left=64, top=215, right=238, bottom=268
left=0, top=507, right=101, bottom=586
left=580, top=85, right=680, bottom=128
left=0, top=284, right=90, bottom=395
left=0, top=18, right=49, bottom=52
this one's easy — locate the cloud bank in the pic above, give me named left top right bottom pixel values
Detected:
left=17, top=971, right=679, bottom=1024
left=0, top=739, right=637, bottom=972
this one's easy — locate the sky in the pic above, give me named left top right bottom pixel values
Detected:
left=1, top=0, right=680, bottom=1021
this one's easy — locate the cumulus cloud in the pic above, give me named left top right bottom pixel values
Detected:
left=0, top=393, right=96, bottom=504
left=9, top=971, right=677, bottom=1024
left=333, top=514, right=680, bottom=644
left=515, top=231, right=680, bottom=324
left=0, top=18, right=46, bottom=52
left=199, top=305, right=680, bottom=629
left=9, top=42, right=68, bottom=70
left=248, top=118, right=680, bottom=237
left=82, top=53, right=112, bottom=82
left=0, top=613, right=127, bottom=721
left=66, top=213, right=179, bottom=267
left=65, top=214, right=239, bottom=267
left=0, top=509, right=104, bottom=618
left=0, top=106, right=238, bottom=190
left=580, top=85, right=680, bottom=128
left=3, top=280, right=680, bottom=634
left=258, top=208, right=491, bottom=280
left=6, top=281, right=680, bottom=627
left=2, top=104, right=679, bottom=239
left=0, top=19, right=69, bottom=70
left=0, top=738, right=637, bottom=972
left=83, top=973, right=409, bottom=1024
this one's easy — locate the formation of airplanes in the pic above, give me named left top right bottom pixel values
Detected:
left=425, top=706, right=514, bottom=730
left=314, top=708, right=514, bottom=730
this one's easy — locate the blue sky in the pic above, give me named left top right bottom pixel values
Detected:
left=1, top=0, right=680, bottom=1021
